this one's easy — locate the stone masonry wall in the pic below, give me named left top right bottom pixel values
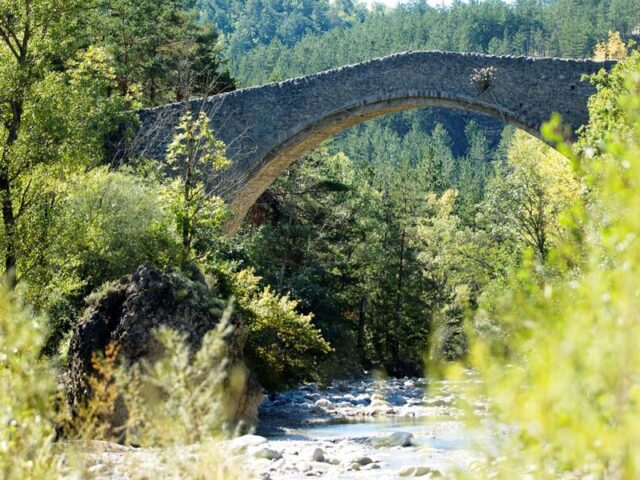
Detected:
left=119, top=51, right=615, bottom=231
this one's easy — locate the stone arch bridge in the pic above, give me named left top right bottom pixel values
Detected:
left=122, top=51, right=615, bottom=232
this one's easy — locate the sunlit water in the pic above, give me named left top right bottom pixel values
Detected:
left=87, top=377, right=491, bottom=479
left=256, top=377, right=490, bottom=478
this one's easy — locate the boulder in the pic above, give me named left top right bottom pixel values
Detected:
left=65, top=265, right=262, bottom=435
left=254, top=448, right=283, bottom=461
left=372, top=431, right=414, bottom=448
left=311, top=448, right=325, bottom=462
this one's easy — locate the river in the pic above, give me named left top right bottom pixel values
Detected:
left=241, top=375, right=489, bottom=479
left=85, top=375, right=490, bottom=479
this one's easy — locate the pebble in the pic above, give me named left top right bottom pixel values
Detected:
left=312, top=448, right=325, bottom=462
left=425, top=395, right=455, bottom=407
left=398, top=466, right=443, bottom=477
left=314, top=398, right=334, bottom=409
left=229, top=434, right=267, bottom=454
left=388, top=393, right=407, bottom=406
left=87, top=464, right=109, bottom=474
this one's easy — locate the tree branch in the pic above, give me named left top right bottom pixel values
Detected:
left=0, top=25, right=20, bottom=59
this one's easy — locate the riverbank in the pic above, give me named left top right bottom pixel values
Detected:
left=83, top=375, right=489, bottom=479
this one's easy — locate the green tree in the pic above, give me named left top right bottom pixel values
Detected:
left=481, top=131, right=580, bottom=262
left=455, top=121, right=491, bottom=224
left=165, top=110, right=230, bottom=259
left=89, top=0, right=234, bottom=105
left=0, top=0, right=125, bottom=287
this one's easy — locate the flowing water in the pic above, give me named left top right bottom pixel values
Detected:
left=86, top=376, right=491, bottom=479
left=245, top=375, right=490, bottom=479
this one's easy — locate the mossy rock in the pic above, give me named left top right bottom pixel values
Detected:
left=65, top=265, right=262, bottom=436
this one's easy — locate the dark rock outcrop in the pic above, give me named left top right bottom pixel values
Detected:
left=66, top=265, right=262, bottom=434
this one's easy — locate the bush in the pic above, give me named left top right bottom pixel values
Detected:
left=22, top=167, right=180, bottom=354
left=465, top=51, right=640, bottom=479
left=0, top=288, right=244, bottom=478
left=119, top=309, right=247, bottom=446
left=0, top=290, right=61, bottom=479
left=226, top=268, right=332, bottom=390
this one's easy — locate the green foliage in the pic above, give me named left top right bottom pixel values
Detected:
left=0, top=290, right=60, bottom=479
left=88, top=0, right=235, bottom=105
left=4, top=4, right=640, bottom=474
left=480, top=130, right=580, bottom=262
left=22, top=167, right=179, bottom=354
left=197, top=0, right=366, bottom=62
left=466, top=48, right=640, bottom=479
left=0, top=288, right=243, bottom=477
left=0, top=7, right=130, bottom=284
left=120, top=309, right=245, bottom=446
left=578, top=51, right=640, bottom=153
left=240, top=137, right=487, bottom=375
left=227, top=0, right=638, bottom=87
left=414, top=191, right=469, bottom=362
left=165, top=110, right=231, bottom=259
left=227, top=268, right=332, bottom=390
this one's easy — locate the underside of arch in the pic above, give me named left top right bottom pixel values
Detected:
left=224, top=93, right=538, bottom=233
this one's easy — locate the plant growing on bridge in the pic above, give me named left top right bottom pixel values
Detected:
left=470, top=66, right=497, bottom=91
left=165, top=110, right=231, bottom=260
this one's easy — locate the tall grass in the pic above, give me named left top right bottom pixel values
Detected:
left=0, top=289, right=64, bottom=479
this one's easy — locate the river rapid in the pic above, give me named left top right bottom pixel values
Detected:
left=85, top=375, right=490, bottom=479
left=244, top=375, right=488, bottom=479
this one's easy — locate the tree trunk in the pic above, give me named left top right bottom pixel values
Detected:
left=390, top=228, right=406, bottom=370
left=357, top=293, right=367, bottom=367
left=0, top=100, right=24, bottom=288
left=183, top=138, right=194, bottom=255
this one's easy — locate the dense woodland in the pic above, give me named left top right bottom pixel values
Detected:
left=2, top=0, right=640, bottom=478
left=220, top=0, right=640, bottom=84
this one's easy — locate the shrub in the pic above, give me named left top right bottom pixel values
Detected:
left=227, top=268, right=332, bottom=390
left=64, top=303, right=246, bottom=477
left=22, top=167, right=180, bottom=354
left=119, top=308, right=247, bottom=446
left=465, top=50, right=640, bottom=479
left=0, top=290, right=61, bottom=479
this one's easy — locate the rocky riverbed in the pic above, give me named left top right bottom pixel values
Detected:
left=83, top=375, right=490, bottom=479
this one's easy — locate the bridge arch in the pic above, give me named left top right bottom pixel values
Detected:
left=123, top=51, right=614, bottom=232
